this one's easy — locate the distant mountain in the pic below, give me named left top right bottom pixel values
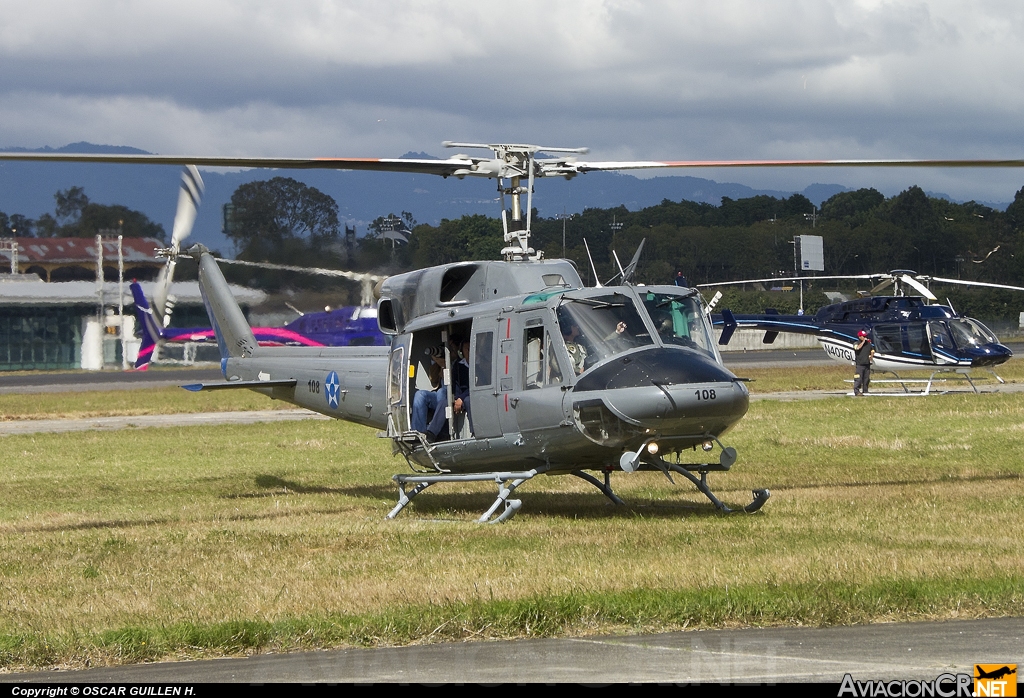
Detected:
left=1, top=142, right=151, bottom=154
left=4, top=142, right=1002, bottom=257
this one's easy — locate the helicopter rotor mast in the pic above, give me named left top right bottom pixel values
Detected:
left=442, top=142, right=589, bottom=261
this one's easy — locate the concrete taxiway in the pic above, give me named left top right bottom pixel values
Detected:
left=3, top=617, right=1021, bottom=683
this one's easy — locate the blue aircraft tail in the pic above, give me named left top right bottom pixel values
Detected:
left=130, top=281, right=163, bottom=370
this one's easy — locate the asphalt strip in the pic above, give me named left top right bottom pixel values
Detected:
left=3, top=617, right=1021, bottom=683
left=0, top=409, right=329, bottom=436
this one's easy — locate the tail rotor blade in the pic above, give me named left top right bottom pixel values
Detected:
left=171, top=165, right=205, bottom=248
left=155, top=166, right=205, bottom=324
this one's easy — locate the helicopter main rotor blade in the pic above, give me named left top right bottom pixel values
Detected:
left=571, top=158, right=1024, bottom=174
left=6, top=151, right=1024, bottom=182
left=929, top=276, right=1024, bottom=293
left=869, top=278, right=895, bottom=295
left=899, top=274, right=937, bottom=301
left=0, top=152, right=481, bottom=176
left=696, top=274, right=877, bottom=288
left=216, top=259, right=384, bottom=305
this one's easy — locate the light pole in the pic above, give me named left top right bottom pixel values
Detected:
left=555, top=210, right=571, bottom=258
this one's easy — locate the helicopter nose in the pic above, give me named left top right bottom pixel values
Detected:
left=968, top=343, right=1013, bottom=367
left=601, top=379, right=749, bottom=432
left=572, top=347, right=749, bottom=433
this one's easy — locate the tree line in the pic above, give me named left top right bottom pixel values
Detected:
left=0, top=186, right=165, bottom=239
left=8, top=175, right=1024, bottom=319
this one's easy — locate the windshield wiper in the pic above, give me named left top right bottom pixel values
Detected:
left=654, top=291, right=698, bottom=307
left=567, top=298, right=627, bottom=309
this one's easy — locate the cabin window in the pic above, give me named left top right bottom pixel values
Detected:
left=387, top=345, right=407, bottom=431
left=873, top=324, right=902, bottom=354
left=474, top=331, right=493, bottom=388
left=929, top=322, right=954, bottom=350
left=906, top=325, right=929, bottom=357
left=522, top=326, right=563, bottom=389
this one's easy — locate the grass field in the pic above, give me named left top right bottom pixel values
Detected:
left=1, top=364, right=1023, bottom=670
left=0, top=380, right=1019, bottom=667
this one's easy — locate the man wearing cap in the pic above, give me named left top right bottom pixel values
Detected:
left=853, top=330, right=875, bottom=396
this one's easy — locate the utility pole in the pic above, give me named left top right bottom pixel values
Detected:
left=555, top=210, right=571, bottom=258
left=117, top=225, right=126, bottom=370
left=95, top=234, right=105, bottom=334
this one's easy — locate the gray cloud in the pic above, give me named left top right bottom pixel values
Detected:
left=1, top=0, right=1023, bottom=202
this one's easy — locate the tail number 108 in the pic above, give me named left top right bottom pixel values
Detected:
left=695, top=389, right=717, bottom=400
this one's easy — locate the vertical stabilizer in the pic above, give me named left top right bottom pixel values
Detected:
left=130, top=281, right=161, bottom=370
left=191, top=245, right=258, bottom=360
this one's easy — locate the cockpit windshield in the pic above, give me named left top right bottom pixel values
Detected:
left=639, top=291, right=717, bottom=359
left=556, top=293, right=653, bottom=374
left=948, top=318, right=999, bottom=347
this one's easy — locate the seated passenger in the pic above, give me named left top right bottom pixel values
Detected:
left=411, top=346, right=445, bottom=435
left=424, top=337, right=472, bottom=442
left=561, top=322, right=588, bottom=375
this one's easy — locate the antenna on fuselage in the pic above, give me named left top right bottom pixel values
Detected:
left=583, top=239, right=603, bottom=287
left=606, top=239, right=646, bottom=286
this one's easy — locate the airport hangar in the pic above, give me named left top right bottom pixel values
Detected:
left=0, top=236, right=264, bottom=371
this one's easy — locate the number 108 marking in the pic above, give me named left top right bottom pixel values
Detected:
left=695, top=389, right=717, bottom=400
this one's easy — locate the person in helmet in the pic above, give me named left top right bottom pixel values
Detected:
left=853, top=329, right=875, bottom=396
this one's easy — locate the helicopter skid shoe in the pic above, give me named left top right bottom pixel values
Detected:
left=388, top=469, right=541, bottom=523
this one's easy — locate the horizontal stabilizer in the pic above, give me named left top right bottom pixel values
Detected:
left=182, top=379, right=297, bottom=392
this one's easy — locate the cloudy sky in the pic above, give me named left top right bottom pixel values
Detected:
left=2, top=0, right=1023, bottom=203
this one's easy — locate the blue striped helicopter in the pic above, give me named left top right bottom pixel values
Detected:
left=704, top=270, right=1024, bottom=390
left=4, top=146, right=1024, bottom=519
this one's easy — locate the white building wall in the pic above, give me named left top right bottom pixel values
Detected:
left=714, top=329, right=821, bottom=352
left=80, top=317, right=103, bottom=370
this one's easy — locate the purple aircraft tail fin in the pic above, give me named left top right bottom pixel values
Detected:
left=130, top=281, right=163, bottom=370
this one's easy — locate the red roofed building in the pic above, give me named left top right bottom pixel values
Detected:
left=0, top=236, right=163, bottom=281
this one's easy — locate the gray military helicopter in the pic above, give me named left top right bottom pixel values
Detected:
left=4, top=145, right=1023, bottom=521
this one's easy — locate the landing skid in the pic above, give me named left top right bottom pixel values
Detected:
left=848, top=368, right=1004, bottom=395
left=661, top=460, right=771, bottom=513
left=386, top=452, right=770, bottom=522
left=387, top=469, right=541, bottom=524
left=571, top=470, right=626, bottom=506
